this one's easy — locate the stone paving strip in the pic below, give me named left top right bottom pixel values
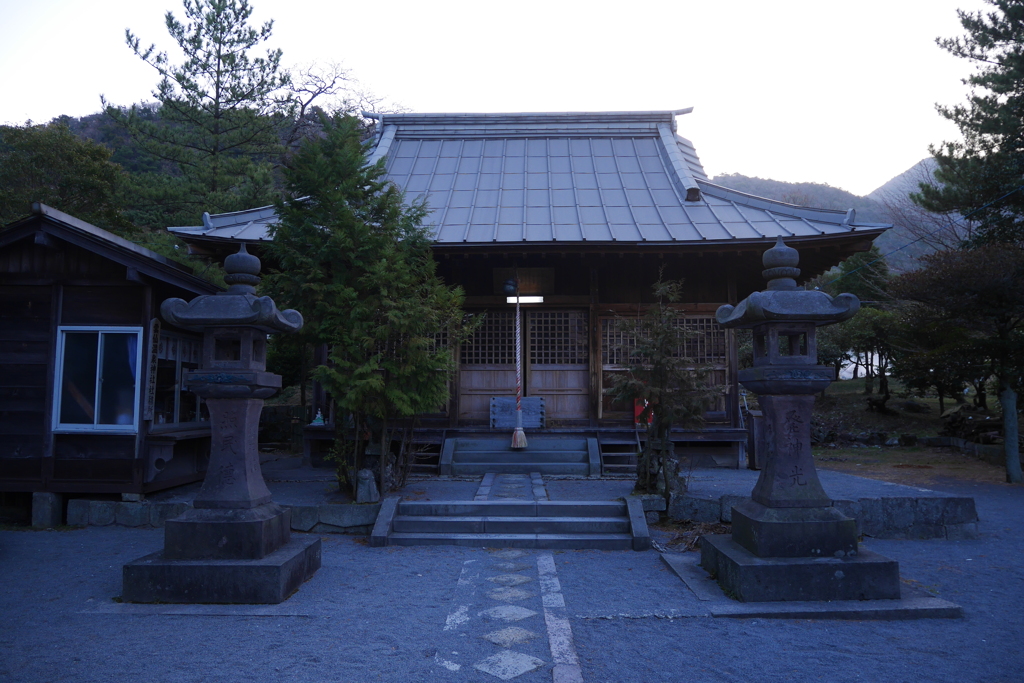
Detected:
left=434, top=548, right=582, bottom=681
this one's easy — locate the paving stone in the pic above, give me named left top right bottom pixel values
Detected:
left=482, top=626, right=538, bottom=647
left=486, top=587, right=534, bottom=602
left=487, top=574, right=533, bottom=587
left=115, top=502, right=150, bottom=527
left=66, top=499, right=90, bottom=526
left=473, top=650, right=545, bottom=680
left=491, top=549, right=529, bottom=559
left=89, top=501, right=116, bottom=526
left=478, top=605, right=538, bottom=622
left=491, top=562, right=532, bottom=573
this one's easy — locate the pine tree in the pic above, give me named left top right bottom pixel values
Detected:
left=106, top=0, right=293, bottom=228
left=262, top=113, right=473, bottom=494
left=914, top=1, right=1024, bottom=243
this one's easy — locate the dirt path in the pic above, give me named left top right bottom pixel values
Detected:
left=814, top=446, right=1011, bottom=487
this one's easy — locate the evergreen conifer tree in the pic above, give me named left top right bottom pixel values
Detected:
left=262, top=113, right=472, bottom=494
left=607, top=273, right=718, bottom=498
left=914, top=0, right=1024, bottom=243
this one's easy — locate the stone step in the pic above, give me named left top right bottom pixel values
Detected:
left=450, top=462, right=590, bottom=476
left=392, top=515, right=631, bottom=534
left=386, top=532, right=634, bottom=550
left=451, top=450, right=588, bottom=464
left=397, top=500, right=627, bottom=517
left=453, top=438, right=588, bottom=452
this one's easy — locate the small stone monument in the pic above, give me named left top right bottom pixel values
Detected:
left=701, top=238, right=901, bottom=602
left=355, top=468, right=380, bottom=503
left=122, top=244, right=321, bottom=604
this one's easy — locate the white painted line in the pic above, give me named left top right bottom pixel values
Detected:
left=444, top=605, right=470, bottom=631
left=537, top=552, right=583, bottom=680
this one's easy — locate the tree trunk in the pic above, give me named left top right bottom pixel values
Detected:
left=938, top=391, right=945, bottom=415
left=999, top=384, right=1022, bottom=483
left=379, top=414, right=389, bottom=496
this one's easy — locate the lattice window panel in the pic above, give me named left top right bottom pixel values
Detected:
left=529, top=311, right=589, bottom=365
left=460, top=311, right=515, bottom=365
left=601, top=316, right=726, bottom=366
left=158, top=333, right=201, bottom=364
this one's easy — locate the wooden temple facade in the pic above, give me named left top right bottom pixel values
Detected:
left=171, top=110, right=888, bottom=462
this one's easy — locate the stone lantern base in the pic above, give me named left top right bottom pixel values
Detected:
left=700, top=534, right=900, bottom=603
left=122, top=503, right=321, bottom=604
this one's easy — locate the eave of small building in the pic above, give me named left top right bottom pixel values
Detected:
left=1, top=204, right=219, bottom=295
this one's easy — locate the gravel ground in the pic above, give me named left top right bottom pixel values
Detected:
left=1, top=478, right=1021, bottom=682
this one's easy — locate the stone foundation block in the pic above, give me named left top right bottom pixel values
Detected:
left=288, top=505, right=319, bottom=532
left=700, top=534, right=901, bottom=603
left=831, top=500, right=862, bottom=534
left=883, top=498, right=916, bottom=531
left=318, top=502, right=380, bottom=529
left=66, top=499, right=91, bottom=527
left=668, top=495, right=720, bottom=523
left=720, top=495, right=747, bottom=523
left=89, top=501, right=116, bottom=526
left=150, top=503, right=190, bottom=528
left=941, top=498, right=979, bottom=525
left=857, top=498, right=884, bottom=537
left=32, top=492, right=63, bottom=528
left=122, top=535, right=321, bottom=604
left=115, top=502, right=150, bottom=527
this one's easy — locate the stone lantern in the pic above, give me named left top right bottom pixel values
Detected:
left=123, top=244, right=321, bottom=604
left=701, top=238, right=900, bottom=602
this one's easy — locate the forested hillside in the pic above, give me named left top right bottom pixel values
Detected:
left=710, top=169, right=940, bottom=272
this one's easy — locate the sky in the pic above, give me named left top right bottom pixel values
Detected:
left=0, top=0, right=992, bottom=196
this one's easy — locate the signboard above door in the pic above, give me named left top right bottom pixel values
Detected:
left=492, top=268, right=554, bottom=296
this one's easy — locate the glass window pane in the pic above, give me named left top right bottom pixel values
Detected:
left=59, top=332, right=98, bottom=424
left=98, top=333, right=138, bottom=425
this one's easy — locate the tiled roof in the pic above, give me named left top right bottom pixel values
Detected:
left=168, top=110, right=889, bottom=247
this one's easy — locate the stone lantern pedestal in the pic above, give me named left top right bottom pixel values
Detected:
left=700, top=238, right=901, bottom=602
left=122, top=245, right=320, bottom=604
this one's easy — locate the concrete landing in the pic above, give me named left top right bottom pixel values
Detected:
left=673, top=469, right=979, bottom=540
left=661, top=552, right=963, bottom=620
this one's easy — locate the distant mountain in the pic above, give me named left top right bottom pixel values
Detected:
left=710, top=166, right=944, bottom=273
left=867, top=158, right=938, bottom=204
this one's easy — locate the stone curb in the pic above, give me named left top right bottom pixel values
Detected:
left=65, top=498, right=382, bottom=535
left=667, top=493, right=980, bottom=540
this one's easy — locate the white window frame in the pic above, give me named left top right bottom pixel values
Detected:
left=52, top=326, right=144, bottom=434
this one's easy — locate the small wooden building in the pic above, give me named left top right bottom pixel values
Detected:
left=171, top=110, right=889, bottom=464
left=0, top=204, right=219, bottom=495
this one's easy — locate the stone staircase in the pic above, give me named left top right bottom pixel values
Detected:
left=371, top=497, right=650, bottom=550
left=439, top=437, right=599, bottom=477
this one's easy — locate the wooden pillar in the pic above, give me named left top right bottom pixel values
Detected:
left=726, top=265, right=740, bottom=429
left=589, top=267, right=600, bottom=426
